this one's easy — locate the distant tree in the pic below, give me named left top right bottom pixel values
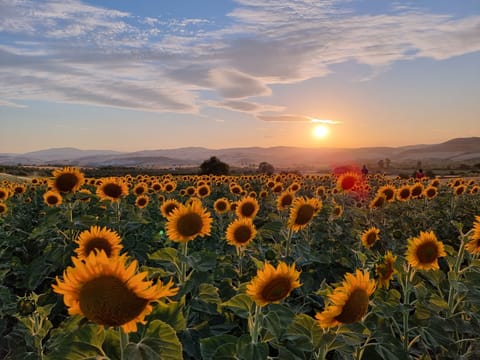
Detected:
left=377, top=159, right=384, bottom=170
left=199, top=156, right=230, bottom=175
left=385, top=158, right=391, bottom=169
left=258, top=161, right=275, bottom=175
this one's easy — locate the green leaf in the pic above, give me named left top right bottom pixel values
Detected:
left=263, top=304, right=295, bottom=340
left=124, top=320, right=182, bottom=360
left=236, top=334, right=268, bottom=360
left=221, top=294, right=254, bottom=319
left=200, top=335, right=238, bottom=359
left=284, top=314, right=323, bottom=352
left=197, top=283, right=222, bottom=304
left=149, top=298, right=187, bottom=331
left=188, top=251, right=217, bottom=272
left=148, top=247, right=178, bottom=263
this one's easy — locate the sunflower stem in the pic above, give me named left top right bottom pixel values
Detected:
left=236, top=246, right=244, bottom=279
left=284, top=228, right=294, bottom=258
left=250, top=303, right=262, bottom=344
left=119, top=327, right=129, bottom=360
left=447, top=229, right=470, bottom=317
left=402, top=265, right=413, bottom=355
left=180, top=241, right=189, bottom=285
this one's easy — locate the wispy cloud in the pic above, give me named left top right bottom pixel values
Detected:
left=0, top=0, right=479, bottom=116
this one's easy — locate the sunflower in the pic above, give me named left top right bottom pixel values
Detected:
left=132, top=183, right=148, bottom=196
left=96, top=177, right=128, bottom=202
left=410, top=183, right=424, bottom=198
left=454, top=185, right=466, bottom=196
left=337, top=172, right=362, bottom=192
left=235, top=197, right=260, bottom=219
left=0, top=187, right=10, bottom=201
left=135, top=195, right=150, bottom=209
left=406, top=231, right=446, bottom=271
left=471, top=185, right=479, bottom=195
left=164, top=182, right=177, bottom=193
left=369, top=194, right=386, bottom=209
left=213, top=198, right=230, bottom=214
left=230, top=184, right=243, bottom=195
left=276, top=191, right=295, bottom=211
left=225, top=218, right=257, bottom=248
left=52, top=251, right=178, bottom=333
left=160, top=199, right=182, bottom=218
left=315, top=186, right=327, bottom=197
left=13, top=184, right=27, bottom=195
left=166, top=201, right=212, bottom=243
left=287, top=197, right=321, bottom=232
left=196, top=184, right=211, bottom=198
left=0, top=202, right=7, bottom=215
left=246, top=262, right=301, bottom=307
left=50, top=167, right=85, bottom=193
left=74, top=226, right=123, bottom=260
left=375, top=252, right=397, bottom=289
left=361, top=227, right=380, bottom=249
left=332, top=204, right=343, bottom=218
left=151, top=182, right=163, bottom=192
left=424, top=186, right=438, bottom=199
left=465, top=216, right=480, bottom=255
left=377, top=185, right=396, bottom=202
left=289, top=182, right=301, bottom=192
left=396, top=185, right=411, bottom=201
left=430, top=179, right=440, bottom=187
left=43, top=190, right=63, bottom=207
left=315, top=269, right=376, bottom=329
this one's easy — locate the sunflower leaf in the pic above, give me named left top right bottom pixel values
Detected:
left=221, top=294, right=254, bottom=319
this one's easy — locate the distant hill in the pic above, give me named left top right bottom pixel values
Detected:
left=1, top=137, right=479, bottom=169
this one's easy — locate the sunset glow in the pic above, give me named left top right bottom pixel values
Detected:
left=313, top=125, right=330, bottom=139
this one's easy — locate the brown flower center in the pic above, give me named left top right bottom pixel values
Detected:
left=233, top=225, right=253, bottom=244
left=55, top=173, right=80, bottom=192
left=215, top=201, right=227, bottom=212
left=280, top=194, right=293, bottom=207
left=261, top=277, right=292, bottom=302
left=365, top=232, right=378, bottom=246
left=240, top=202, right=256, bottom=218
left=84, top=237, right=113, bottom=257
left=79, top=276, right=148, bottom=327
left=416, top=241, right=439, bottom=264
left=103, top=183, right=123, bottom=199
left=137, top=198, right=148, bottom=207
left=198, top=187, right=209, bottom=196
left=294, top=204, right=315, bottom=226
left=176, top=212, right=203, bottom=237
left=382, top=189, right=394, bottom=201
left=47, top=195, right=59, bottom=205
left=335, top=289, right=369, bottom=324
left=411, top=186, right=422, bottom=197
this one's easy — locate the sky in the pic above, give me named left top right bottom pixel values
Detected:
left=1, top=0, right=479, bottom=153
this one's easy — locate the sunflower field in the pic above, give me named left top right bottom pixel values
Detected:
left=0, top=168, right=480, bottom=359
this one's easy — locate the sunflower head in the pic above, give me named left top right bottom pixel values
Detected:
left=214, top=198, right=230, bottom=214
left=235, top=197, right=260, bottom=219
left=96, top=177, right=129, bottom=202
left=50, top=167, right=85, bottom=193
left=336, top=172, right=362, bottom=192
left=454, top=185, right=466, bottom=196
left=287, top=197, right=322, bottom=232
left=196, top=184, right=211, bottom=198
left=74, top=226, right=123, bottom=260
left=246, top=262, right=301, bottom=307
left=225, top=218, right=257, bottom=248
left=375, top=251, right=397, bottom=289
left=465, top=216, right=480, bottom=255
left=361, top=227, right=380, bottom=249
left=43, top=190, right=63, bottom=207
left=378, top=185, right=396, bottom=202
left=332, top=204, right=343, bottom=218
left=0, top=202, right=7, bottom=215
left=166, top=201, right=212, bottom=243
left=406, top=231, right=446, bottom=271
left=315, top=269, right=375, bottom=328
left=410, top=183, right=424, bottom=198
left=0, top=187, right=10, bottom=201
left=52, top=251, right=178, bottom=333
left=369, top=194, right=386, bottom=209
left=135, top=195, right=150, bottom=209
left=276, top=191, right=295, bottom=211
left=396, top=185, right=411, bottom=201
left=424, top=186, right=438, bottom=199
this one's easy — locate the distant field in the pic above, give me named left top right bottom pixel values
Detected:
left=0, top=172, right=31, bottom=182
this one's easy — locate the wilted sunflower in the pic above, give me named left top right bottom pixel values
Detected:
left=361, top=227, right=380, bottom=249
left=50, top=167, right=85, bottom=193
left=396, top=185, right=411, bottom=201
left=96, top=177, right=128, bottom=202
left=0, top=187, right=10, bottom=201
left=52, top=251, right=178, bottom=333
left=410, top=183, right=424, bottom=198
left=166, top=201, right=212, bottom=243
left=424, top=186, right=438, bottom=199
left=213, top=198, right=230, bottom=214
left=235, top=197, right=260, bottom=219
left=465, top=216, right=480, bottom=255
left=375, top=252, right=397, bottom=289
left=135, top=195, right=150, bottom=209
left=43, top=190, right=63, bottom=207
left=406, top=231, right=446, bottom=271
left=315, top=269, right=376, bottom=329
left=276, top=191, right=295, bottom=211
left=246, top=262, right=301, bottom=307
left=0, top=202, right=7, bottom=215
left=369, top=194, right=386, bottom=209
left=377, top=185, right=396, bottom=202
left=336, top=172, right=362, bottom=192
left=74, top=226, right=123, bottom=260
left=225, top=217, right=257, bottom=248
left=287, top=197, right=321, bottom=232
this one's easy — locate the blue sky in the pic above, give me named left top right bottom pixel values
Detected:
left=1, top=0, right=479, bottom=153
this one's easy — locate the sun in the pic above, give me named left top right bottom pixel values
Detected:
left=313, top=124, right=329, bottom=139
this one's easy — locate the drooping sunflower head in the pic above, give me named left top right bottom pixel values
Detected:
left=213, top=197, right=230, bottom=214
left=235, top=196, right=260, bottom=219
left=52, top=251, right=178, bottom=333
left=135, top=195, right=150, bottom=209
left=0, top=187, right=10, bottom=201
left=315, top=269, right=376, bottom=328
left=43, top=190, right=63, bottom=207
left=166, top=201, right=212, bottom=243
left=406, top=231, right=446, bottom=271
left=74, top=226, right=123, bottom=260
left=361, top=227, right=380, bottom=249
left=369, top=194, right=386, bottom=209
left=375, top=251, right=397, bottom=289
left=276, top=191, right=295, bottom=211
left=377, top=185, right=396, bottom=202
left=396, top=185, right=411, bottom=201
left=246, top=262, right=301, bottom=307
left=336, top=172, right=362, bottom=192
left=287, top=197, right=322, bottom=232
left=96, top=177, right=129, bottom=202
left=465, top=216, right=480, bottom=255
left=0, top=202, right=7, bottom=215
left=50, top=167, right=85, bottom=193
left=225, top=217, right=257, bottom=248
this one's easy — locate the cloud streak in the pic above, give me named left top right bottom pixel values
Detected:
left=0, top=0, right=479, bottom=117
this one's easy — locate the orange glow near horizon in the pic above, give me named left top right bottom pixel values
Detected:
left=312, top=124, right=330, bottom=140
